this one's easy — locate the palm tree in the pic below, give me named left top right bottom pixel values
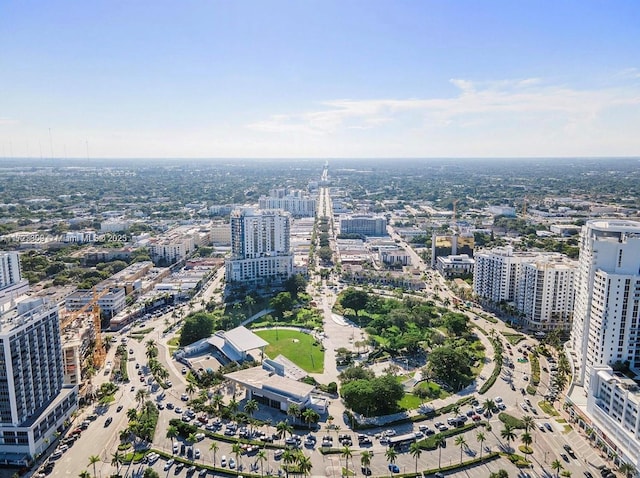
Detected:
left=360, top=450, right=373, bottom=472
left=166, top=425, right=178, bottom=452
left=476, top=431, right=486, bottom=459
left=87, top=455, right=100, bottom=478
left=341, top=445, right=353, bottom=477
left=212, top=393, right=224, bottom=413
left=500, top=424, right=517, bottom=453
left=209, top=441, right=219, bottom=467
left=228, top=397, right=239, bottom=415
left=186, top=382, right=197, bottom=398
left=135, top=388, right=148, bottom=408
left=111, top=451, right=123, bottom=476
left=619, top=462, right=636, bottom=478
left=520, top=431, right=533, bottom=457
left=434, top=435, right=445, bottom=469
left=521, top=415, right=535, bottom=433
left=256, top=449, right=267, bottom=478
left=297, top=454, right=312, bottom=476
left=79, top=471, right=91, bottom=478
left=302, top=408, right=319, bottom=430
left=232, top=442, right=243, bottom=472
left=385, top=448, right=398, bottom=477
left=409, top=442, right=422, bottom=475
left=244, top=399, right=260, bottom=436
left=455, top=435, right=467, bottom=464
left=287, top=404, right=301, bottom=423
left=276, top=420, right=293, bottom=441
left=483, top=398, right=496, bottom=415
left=126, top=408, right=138, bottom=421
left=551, top=459, right=564, bottom=477
left=282, top=449, right=296, bottom=478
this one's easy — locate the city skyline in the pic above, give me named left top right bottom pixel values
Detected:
left=2, top=1, right=640, bottom=159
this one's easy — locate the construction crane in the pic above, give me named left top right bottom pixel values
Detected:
left=60, top=287, right=110, bottom=369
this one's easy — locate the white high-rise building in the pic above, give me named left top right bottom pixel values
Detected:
left=226, top=208, right=293, bottom=284
left=473, top=247, right=576, bottom=332
left=258, top=189, right=317, bottom=218
left=0, top=252, right=30, bottom=309
left=570, top=220, right=640, bottom=390
left=0, top=298, right=78, bottom=464
left=473, top=246, right=539, bottom=303
left=516, top=255, right=577, bottom=332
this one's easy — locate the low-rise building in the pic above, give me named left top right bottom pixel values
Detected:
left=587, top=366, right=640, bottom=474
left=436, top=254, right=475, bottom=279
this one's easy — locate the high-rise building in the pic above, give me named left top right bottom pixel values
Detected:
left=569, top=220, right=640, bottom=390
left=516, top=255, right=576, bottom=333
left=339, top=215, right=387, bottom=236
left=473, top=246, right=539, bottom=303
left=226, top=208, right=293, bottom=284
left=258, top=189, right=317, bottom=217
left=0, top=252, right=30, bottom=309
left=0, top=298, right=78, bottom=464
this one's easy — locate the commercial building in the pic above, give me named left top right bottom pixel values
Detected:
left=436, top=254, right=475, bottom=279
left=0, top=299, right=78, bottom=465
left=339, top=215, right=387, bottom=237
left=0, top=252, right=30, bottom=310
left=226, top=208, right=293, bottom=284
left=431, top=232, right=474, bottom=268
left=587, top=366, right=640, bottom=474
left=569, top=220, right=640, bottom=390
left=65, top=287, right=126, bottom=318
left=258, top=189, right=317, bottom=218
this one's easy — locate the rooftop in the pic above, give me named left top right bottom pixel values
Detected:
left=224, top=366, right=314, bottom=401
left=223, top=326, right=268, bottom=353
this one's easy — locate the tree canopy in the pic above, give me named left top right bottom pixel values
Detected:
left=180, top=312, right=215, bottom=346
left=340, top=374, right=404, bottom=416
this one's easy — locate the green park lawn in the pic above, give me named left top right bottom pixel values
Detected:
left=255, top=329, right=324, bottom=374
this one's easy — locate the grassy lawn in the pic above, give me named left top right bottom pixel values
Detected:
left=398, top=393, right=423, bottom=411
left=166, top=336, right=180, bottom=353
left=255, top=329, right=324, bottom=373
left=538, top=400, right=559, bottom=416
left=502, top=332, right=526, bottom=345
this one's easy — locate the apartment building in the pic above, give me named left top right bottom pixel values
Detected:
left=258, top=189, right=317, bottom=218
left=226, top=208, right=293, bottom=284
left=587, top=366, right=640, bottom=473
left=516, top=255, right=577, bottom=332
left=569, top=219, right=640, bottom=390
left=0, top=252, right=30, bottom=309
left=339, top=214, right=387, bottom=236
left=0, top=299, right=78, bottom=464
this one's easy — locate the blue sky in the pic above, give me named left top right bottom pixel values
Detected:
left=1, top=0, right=639, bottom=158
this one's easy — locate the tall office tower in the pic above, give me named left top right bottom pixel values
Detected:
left=0, top=298, right=78, bottom=464
left=226, top=208, right=294, bottom=284
left=0, top=252, right=30, bottom=309
left=570, top=220, right=640, bottom=389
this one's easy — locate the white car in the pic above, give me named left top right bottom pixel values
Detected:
left=220, top=456, right=227, bottom=467
left=164, top=459, right=174, bottom=470
left=229, top=458, right=236, bottom=469
left=494, top=396, right=503, bottom=403
left=195, top=432, right=205, bottom=441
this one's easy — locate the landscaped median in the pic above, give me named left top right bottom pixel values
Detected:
left=169, top=419, right=286, bottom=450
left=417, top=422, right=486, bottom=450
left=478, top=336, right=503, bottom=395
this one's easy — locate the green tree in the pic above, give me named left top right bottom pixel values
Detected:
left=88, top=455, right=100, bottom=478
left=520, top=431, right=533, bottom=456
left=360, top=450, right=373, bottom=471
left=297, top=454, right=312, bottom=476
left=166, top=425, right=178, bottom=452
left=270, top=292, right=294, bottom=318
left=179, top=312, right=215, bottom=346
left=256, top=449, right=267, bottom=478
left=284, top=274, right=308, bottom=300
left=454, top=435, right=467, bottom=464
left=341, top=445, right=353, bottom=477
left=489, top=470, right=509, bottom=478
left=143, top=468, right=159, bottom=478
left=340, top=374, right=404, bottom=416
left=427, top=346, right=472, bottom=390
left=79, top=471, right=91, bottom=478
left=302, top=408, right=320, bottom=430
left=340, top=288, right=369, bottom=316
left=476, top=431, right=486, bottom=459
left=434, top=435, right=445, bottom=469
left=385, top=447, right=397, bottom=477
left=209, top=441, right=219, bottom=467
left=409, top=441, right=422, bottom=475
left=551, top=459, right=564, bottom=477
left=500, top=425, right=517, bottom=453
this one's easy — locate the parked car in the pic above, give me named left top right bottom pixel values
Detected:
left=388, top=464, right=400, bottom=473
